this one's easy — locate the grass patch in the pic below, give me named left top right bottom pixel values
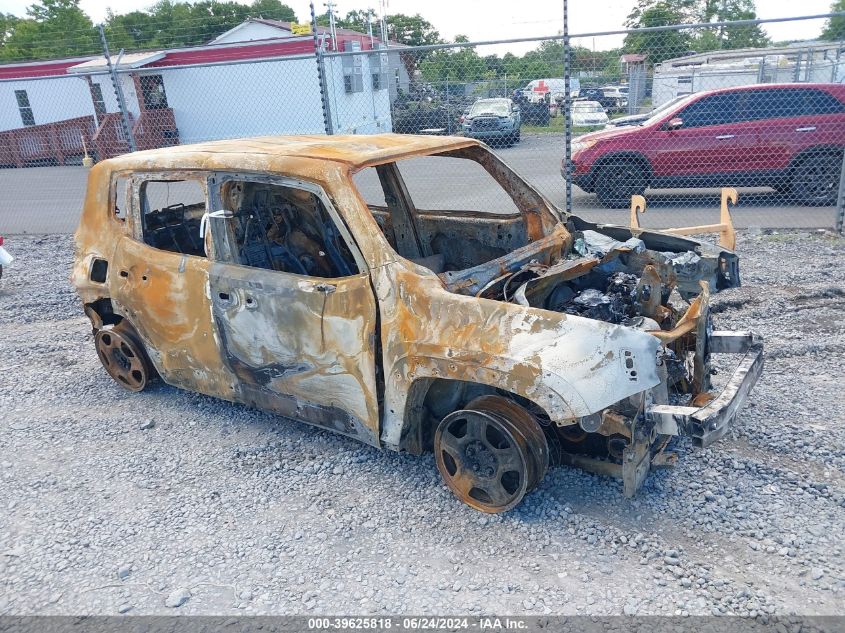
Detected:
left=522, top=117, right=604, bottom=136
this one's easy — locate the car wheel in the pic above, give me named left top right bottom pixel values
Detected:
left=434, top=395, right=548, bottom=513
left=790, top=152, right=842, bottom=206
left=595, top=160, right=647, bottom=208
left=94, top=321, right=155, bottom=392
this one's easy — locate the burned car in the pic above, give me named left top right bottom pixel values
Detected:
left=72, top=135, right=762, bottom=513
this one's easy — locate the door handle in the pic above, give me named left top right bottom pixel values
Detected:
left=795, top=126, right=816, bottom=132
left=715, top=134, right=735, bottom=140
left=312, top=282, right=337, bottom=294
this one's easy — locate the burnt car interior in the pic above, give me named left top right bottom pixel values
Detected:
left=139, top=179, right=207, bottom=257
left=218, top=179, right=357, bottom=278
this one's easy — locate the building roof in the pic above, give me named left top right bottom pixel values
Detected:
left=0, top=57, right=94, bottom=80
left=102, top=134, right=479, bottom=172
left=620, top=54, right=647, bottom=63
left=0, top=18, right=385, bottom=80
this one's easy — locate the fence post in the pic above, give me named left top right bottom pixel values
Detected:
left=562, top=0, right=573, bottom=214
left=311, top=2, right=334, bottom=135
left=836, top=152, right=845, bottom=235
left=98, top=24, right=136, bottom=153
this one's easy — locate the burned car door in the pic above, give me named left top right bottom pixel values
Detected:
left=109, top=172, right=237, bottom=399
left=205, top=174, right=381, bottom=446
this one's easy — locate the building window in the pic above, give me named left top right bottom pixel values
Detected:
left=139, top=74, right=168, bottom=110
left=91, top=83, right=106, bottom=118
left=15, top=90, right=35, bottom=126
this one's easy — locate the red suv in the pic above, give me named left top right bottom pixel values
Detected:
left=564, top=83, right=845, bottom=207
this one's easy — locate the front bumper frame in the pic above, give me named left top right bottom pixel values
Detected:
left=648, top=330, right=764, bottom=447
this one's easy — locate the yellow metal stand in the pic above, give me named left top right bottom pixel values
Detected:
left=629, top=188, right=738, bottom=251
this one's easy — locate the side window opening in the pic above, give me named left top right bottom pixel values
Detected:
left=113, top=176, right=129, bottom=221
left=139, top=179, right=206, bottom=256
left=221, top=180, right=358, bottom=278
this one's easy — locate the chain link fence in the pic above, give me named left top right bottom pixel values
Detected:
left=1, top=13, right=844, bottom=234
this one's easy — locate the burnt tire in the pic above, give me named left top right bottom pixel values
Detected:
left=94, top=321, right=155, bottom=392
left=790, top=152, right=842, bottom=206
left=434, top=395, right=548, bottom=513
left=595, top=160, right=647, bottom=208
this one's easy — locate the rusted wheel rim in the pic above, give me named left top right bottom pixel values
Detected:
left=468, top=395, right=549, bottom=488
left=435, top=408, right=532, bottom=513
left=94, top=328, right=149, bottom=392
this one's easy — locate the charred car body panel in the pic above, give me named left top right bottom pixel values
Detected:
left=73, top=134, right=762, bottom=511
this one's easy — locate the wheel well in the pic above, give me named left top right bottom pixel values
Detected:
left=788, top=146, right=844, bottom=173
left=400, top=378, right=552, bottom=455
left=84, top=297, right=122, bottom=331
left=592, top=152, right=653, bottom=182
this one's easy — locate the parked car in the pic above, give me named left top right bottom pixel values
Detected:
left=571, top=100, right=610, bottom=128
left=72, top=134, right=761, bottom=512
left=564, top=83, right=845, bottom=207
left=601, top=85, right=629, bottom=112
left=606, top=95, right=689, bottom=128
left=0, top=235, right=11, bottom=280
left=461, top=98, right=521, bottom=145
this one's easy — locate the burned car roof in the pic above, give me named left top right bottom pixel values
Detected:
left=101, top=134, right=481, bottom=173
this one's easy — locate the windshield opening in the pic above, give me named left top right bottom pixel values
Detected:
left=469, top=101, right=509, bottom=117
left=351, top=146, right=560, bottom=274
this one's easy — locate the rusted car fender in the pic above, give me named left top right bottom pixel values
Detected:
left=375, top=264, right=662, bottom=449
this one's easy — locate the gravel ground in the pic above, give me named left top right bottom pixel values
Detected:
left=0, top=230, right=843, bottom=617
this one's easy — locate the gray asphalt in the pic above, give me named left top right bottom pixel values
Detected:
left=0, top=134, right=839, bottom=234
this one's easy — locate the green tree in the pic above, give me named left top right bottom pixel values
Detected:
left=623, top=1, right=694, bottom=64
left=249, top=0, right=295, bottom=21
left=697, top=0, right=768, bottom=50
left=625, top=0, right=768, bottom=61
left=103, top=0, right=297, bottom=51
left=419, top=34, right=487, bottom=84
left=821, top=0, right=845, bottom=40
left=2, top=0, right=98, bottom=62
left=0, top=13, right=19, bottom=49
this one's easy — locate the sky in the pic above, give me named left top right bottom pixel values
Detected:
left=0, top=0, right=838, bottom=55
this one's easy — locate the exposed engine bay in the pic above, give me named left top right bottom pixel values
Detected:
left=437, top=217, right=741, bottom=489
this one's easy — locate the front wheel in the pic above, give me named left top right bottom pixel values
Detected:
left=594, top=160, right=647, bottom=208
left=790, top=152, right=842, bottom=206
left=434, top=395, right=548, bottom=513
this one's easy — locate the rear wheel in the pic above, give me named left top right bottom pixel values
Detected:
left=595, top=160, right=647, bottom=208
left=790, top=152, right=842, bottom=206
left=434, top=395, right=548, bottom=513
left=94, top=321, right=154, bottom=392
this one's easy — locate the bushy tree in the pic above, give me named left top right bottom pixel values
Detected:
left=1, top=0, right=99, bottom=62
left=623, top=0, right=769, bottom=64
left=623, top=1, right=694, bottom=64
left=821, top=0, right=845, bottom=40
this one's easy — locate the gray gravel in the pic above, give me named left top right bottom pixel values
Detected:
left=0, top=230, right=843, bottom=617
